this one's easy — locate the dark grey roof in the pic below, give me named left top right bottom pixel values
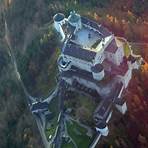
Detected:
left=91, top=64, right=104, bottom=73
left=45, top=112, right=54, bottom=121
left=67, top=23, right=76, bottom=34
left=128, top=55, right=137, bottom=63
left=68, top=11, right=81, bottom=23
left=63, top=41, right=96, bottom=62
left=96, top=121, right=107, bottom=129
left=93, top=100, right=112, bottom=121
left=110, top=82, right=124, bottom=101
left=61, top=66, right=94, bottom=80
left=105, top=39, right=118, bottom=53
left=114, top=97, right=126, bottom=105
left=81, top=17, right=111, bottom=37
left=53, top=13, right=65, bottom=22
left=31, top=101, right=49, bottom=112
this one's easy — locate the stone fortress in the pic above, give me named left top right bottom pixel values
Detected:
left=53, top=11, right=143, bottom=138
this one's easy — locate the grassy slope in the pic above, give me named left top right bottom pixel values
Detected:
left=66, top=120, right=91, bottom=148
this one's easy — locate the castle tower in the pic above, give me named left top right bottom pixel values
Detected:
left=96, top=122, right=109, bottom=136
left=91, top=64, right=105, bottom=81
left=68, top=11, right=82, bottom=32
left=53, top=13, right=66, bottom=42
left=115, top=98, right=127, bottom=114
left=57, top=55, right=72, bottom=72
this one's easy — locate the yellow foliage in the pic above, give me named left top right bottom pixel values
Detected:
left=106, top=14, right=114, bottom=22
left=127, top=10, right=133, bottom=16
left=109, top=16, right=114, bottom=22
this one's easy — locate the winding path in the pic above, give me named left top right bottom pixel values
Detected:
left=4, top=19, right=59, bottom=148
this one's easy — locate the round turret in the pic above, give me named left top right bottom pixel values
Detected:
left=53, top=13, right=65, bottom=23
left=58, top=56, right=71, bottom=71
left=96, top=122, right=109, bottom=136
left=68, top=11, right=82, bottom=31
left=91, top=64, right=105, bottom=81
left=53, top=13, right=66, bottom=41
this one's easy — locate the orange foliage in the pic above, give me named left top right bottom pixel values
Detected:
left=94, top=12, right=100, bottom=21
left=141, top=62, right=148, bottom=72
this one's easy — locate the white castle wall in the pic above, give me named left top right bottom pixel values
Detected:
left=96, top=126, right=109, bottom=136
left=62, top=74, right=104, bottom=96
left=95, top=35, right=114, bottom=63
left=94, top=52, right=105, bottom=64
left=53, top=18, right=66, bottom=42
left=114, top=46, right=124, bottom=65
left=104, top=47, right=123, bottom=66
left=106, top=111, right=112, bottom=123
left=104, top=37, right=124, bottom=66
left=117, top=68, right=132, bottom=88
left=75, top=76, right=98, bottom=90
left=105, top=52, right=115, bottom=64
left=92, top=70, right=105, bottom=81
left=64, top=55, right=93, bottom=72
left=62, top=74, right=99, bottom=93
left=69, top=19, right=82, bottom=32
left=115, top=102, right=127, bottom=114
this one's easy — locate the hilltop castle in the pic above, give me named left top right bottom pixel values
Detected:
left=53, top=11, right=142, bottom=137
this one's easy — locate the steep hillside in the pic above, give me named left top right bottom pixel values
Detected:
left=0, top=0, right=148, bottom=148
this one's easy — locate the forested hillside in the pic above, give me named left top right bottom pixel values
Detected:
left=0, top=0, right=148, bottom=148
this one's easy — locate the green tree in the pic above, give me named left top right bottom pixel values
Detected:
left=91, top=0, right=110, bottom=8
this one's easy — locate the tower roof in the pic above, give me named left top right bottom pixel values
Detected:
left=96, top=121, right=107, bottom=129
left=91, top=64, right=104, bottom=73
left=68, top=11, right=81, bottom=23
left=31, top=101, right=49, bottom=112
left=105, top=39, right=118, bottom=53
left=53, top=13, right=65, bottom=22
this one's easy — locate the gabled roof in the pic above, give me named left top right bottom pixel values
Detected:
left=81, top=17, right=111, bottom=37
left=53, top=13, right=65, bottom=22
left=96, top=121, right=107, bottom=129
left=63, top=41, right=96, bottom=62
left=105, top=39, right=118, bottom=53
left=31, top=101, right=49, bottom=112
left=114, top=97, right=126, bottom=105
left=91, top=64, right=104, bottom=73
left=111, top=58, right=129, bottom=76
left=93, top=99, right=112, bottom=121
left=68, top=11, right=81, bottom=23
